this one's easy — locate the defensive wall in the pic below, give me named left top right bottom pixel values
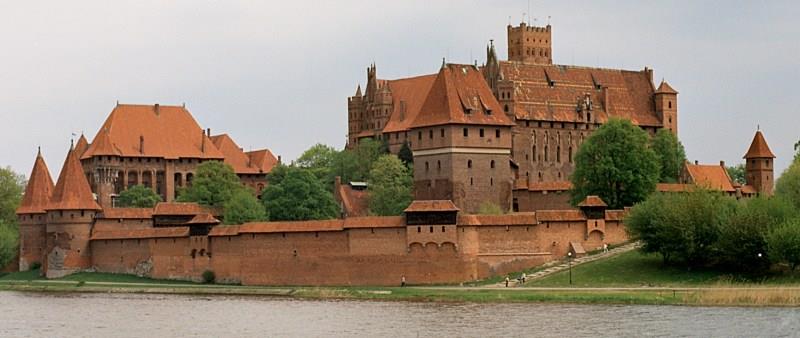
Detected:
left=88, top=209, right=628, bottom=286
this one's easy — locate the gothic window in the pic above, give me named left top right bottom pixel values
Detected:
left=418, top=131, right=422, bottom=140
left=569, top=147, right=573, bottom=163
left=557, top=146, right=561, bottom=163
left=429, top=130, right=433, bottom=139
left=544, top=146, right=549, bottom=162
left=668, top=101, right=672, bottom=109
left=490, top=160, right=495, bottom=169
left=437, top=160, right=441, bottom=171
left=467, top=160, right=472, bottom=169
left=425, top=162, right=429, bottom=172
left=441, top=129, right=445, bottom=137
left=496, top=129, right=501, bottom=138
left=463, top=128, right=469, bottom=137
left=504, top=104, right=509, bottom=113
left=479, top=129, right=485, bottom=137
left=533, top=146, right=537, bottom=162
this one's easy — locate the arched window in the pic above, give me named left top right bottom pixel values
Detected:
left=569, top=147, right=573, bottom=163
left=425, top=162, right=429, bottom=172
left=490, top=160, right=495, bottom=169
left=668, top=101, right=672, bottom=109
left=533, top=146, right=537, bottom=162
left=467, top=160, right=472, bottom=169
left=437, top=160, right=441, bottom=171
left=504, top=104, right=509, bottom=113
left=544, top=146, right=549, bottom=162
left=556, top=146, right=561, bottom=163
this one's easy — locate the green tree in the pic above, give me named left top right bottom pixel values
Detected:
left=776, top=161, right=800, bottom=209
left=626, top=190, right=736, bottom=266
left=717, top=197, right=797, bottom=272
left=116, top=185, right=162, bottom=208
left=398, top=141, right=414, bottom=166
left=0, top=167, right=26, bottom=225
left=367, top=155, right=413, bottom=216
left=223, top=189, right=267, bottom=225
left=726, top=164, right=746, bottom=185
left=262, top=165, right=339, bottom=221
left=0, top=221, right=17, bottom=269
left=296, top=143, right=339, bottom=187
left=651, top=129, right=687, bottom=183
left=331, top=138, right=387, bottom=183
left=768, top=218, right=800, bottom=271
left=570, top=118, right=659, bottom=209
left=177, top=161, right=243, bottom=207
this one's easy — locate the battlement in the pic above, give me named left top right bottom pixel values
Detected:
left=507, top=23, right=551, bottom=33
left=507, top=22, right=552, bottom=64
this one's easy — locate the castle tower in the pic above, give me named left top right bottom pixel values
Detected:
left=44, top=144, right=101, bottom=278
left=347, top=85, right=363, bottom=146
left=74, top=133, right=89, bottom=158
left=654, top=80, right=678, bottom=135
left=15, top=148, right=54, bottom=272
left=410, top=63, right=515, bottom=213
left=82, top=128, right=121, bottom=208
left=743, top=129, right=776, bottom=196
left=507, top=22, right=552, bottom=64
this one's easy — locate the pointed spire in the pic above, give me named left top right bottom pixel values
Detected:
left=47, top=146, right=101, bottom=211
left=744, top=130, right=776, bottom=159
left=82, top=128, right=121, bottom=159
left=655, top=80, right=678, bottom=94
left=16, top=150, right=55, bottom=214
left=74, top=133, right=90, bottom=158
left=355, top=84, right=362, bottom=96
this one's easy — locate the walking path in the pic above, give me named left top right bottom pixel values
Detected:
left=492, top=241, right=640, bottom=288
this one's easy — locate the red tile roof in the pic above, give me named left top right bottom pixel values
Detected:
left=458, top=213, right=538, bottom=226
left=47, top=147, right=101, bottom=211
left=100, top=208, right=153, bottom=219
left=73, top=135, right=90, bottom=158
left=577, top=195, right=607, bottom=207
left=740, top=185, right=758, bottom=195
left=83, top=128, right=122, bottom=158
left=381, top=74, right=438, bottom=133
left=208, top=226, right=240, bottom=237
left=655, top=80, right=678, bottom=94
left=499, top=62, right=662, bottom=126
left=404, top=200, right=460, bottom=213
left=210, top=134, right=275, bottom=175
left=153, top=202, right=208, bottom=216
left=91, top=227, right=190, bottom=240
left=343, top=216, right=405, bottom=228
left=605, top=210, right=626, bottom=221
left=685, top=163, right=735, bottom=192
left=337, top=184, right=369, bottom=217
left=410, top=64, right=515, bottom=128
left=187, top=213, right=220, bottom=225
left=743, top=130, right=776, bottom=159
left=536, top=210, right=586, bottom=222
left=16, top=150, right=54, bottom=214
left=82, top=104, right=225, bottom=160
left=656, top=183, right=696, bottom=193
left=238, top=219, right=344, bottom=233
left=245, top=149, right=279, bottom=174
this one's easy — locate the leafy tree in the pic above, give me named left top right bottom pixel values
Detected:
left=726, top=164, right=746, bottom=185
left=0, top=167, right=26, bottom=225
left=651, top=129, right=687, bottom=183
left=776, top=161, right=800, bottom=209
left=717, top=197, right=797, bottom=272
left=570, top=118, right=659, bottom=209
left=262, top=165, right=339, bottom=221
left=296, top=143, right=339, bottom=186
left=223, top=189, right=267, bottom=225
left=367, top=155, right=413, bottom=216
left=626, top=190, right=736, bottom=266
left=398, top=141, right=414, bottom=166
left=177, top=161, right=244, bottom=207
left=478, top=201, right=505, bottom=215
left=331, top=138, right=387, bottom=183
left=116, top=185, right=162, bottom=208
left=768, top=218, right=800, bottom=271
left=0, top=221, right=17, bottom=269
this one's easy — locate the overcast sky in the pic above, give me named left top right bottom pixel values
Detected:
left=2, top=1, right=798, bottom=179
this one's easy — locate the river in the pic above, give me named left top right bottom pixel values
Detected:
left=0, top=291, right=797, bottom=337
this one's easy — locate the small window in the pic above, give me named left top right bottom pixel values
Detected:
left=490, top=178, right=494, bottom=186
left=463, top=128, right=469, bottom=137
left=490, top=160, right=495, bottom=169
left=425, top=162, right=429, bottom=172
left=504, top=104, right=509, bottom=113
left=418, top=131, right=422, bottom=140
left=437, top=160, right=441, bottom=171
left=429, top=226, right=434, bottom=233
left=440, top=129, right=445, bottom=137
left=441, top=226, right=446, bottom=232
left=479, top=129, right=485, bottom=137
left=668, top=101, right=672, bottom=109
left=467, top=160, right=472, bottom=169
left=496, top=129, right=501, bottom=138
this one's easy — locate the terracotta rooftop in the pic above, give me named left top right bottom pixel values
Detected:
left=685, top=163, right=735, bottom=192
left=536, top=210, right=586, bottom=222
left=153, top=202, right=209, bottom=216
left=47, top=147, right=101, bottom=211
left=73, top=135, right=90, bottom=158
left=499, top=62, right=662, bottom=126
left=577, top=195, right=608, bottom=208
left=343, top=216, right=405, bottom=228
left=99, top=208, right=153, bottom=219
left=238, top=219, right=344, bottom=234
left=187, top=213, right=220, bottom=225
left=245, top=149, right=279, bottom=174
left=404, top=200, right=460, bottom=213
left=655, top=80, right=678, bottom=94
left=210, top=134, right=276, bottom=175
left=337, top=183, right=369, bottom=217
left=527, top=180, right=573, bottom=192
left=208, top=226, right=241, bottom=237
left=458, top=213, right=538, bottom=226
left=16, top=149, right=54, bottom=214
left=82, top=104, right=225, bottom=160
left=605, top=210, right=626, bottom=221
left=91, top=227, right=190, bottom=240
left=743, top=130, right=776, bottom=159
left=381, top=74, right=438, bottom=133
left=740, top=185, right=758, bottom=195
left=410, top=64, right=515, bottom=128
left=656, top=183, right=696, bottom=193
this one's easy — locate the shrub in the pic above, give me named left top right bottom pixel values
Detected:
left=477, top=202, right=505, bottom=215
left=767, top=218, right=800, bottom=271
left=201, top=270, right=216, bottom=284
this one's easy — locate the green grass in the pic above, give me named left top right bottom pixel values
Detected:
left=0, top=269, right=194, bottom=285
left=528, top=250, right=800, bottom=287
left=0, top=269, right=45, bottom=281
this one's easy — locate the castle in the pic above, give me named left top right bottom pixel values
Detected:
left=11, top=22, right=776, bottom=284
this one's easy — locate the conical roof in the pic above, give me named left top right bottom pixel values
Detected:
left=655, top=80, right=678, bottom=94
left=48, top=146, right=101, bottom=211
left=74, top=134, right=90, bottom=158
left=16, top=149, right=54, bottom=214
left=82, top=128, right=121, bottom=159
left=743, top=130, right=776, bottom=159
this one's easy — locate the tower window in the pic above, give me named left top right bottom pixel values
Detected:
left=437, top=160, right=441, bottom=171
left=504, top=104, right=509, bottom=113
left=418, top=131, right=422, bottom=140
left=425, top=162, right=429, bottom=172
left=429, top=130, right=433, bottom=139
left=496, top=129, right=501, bottom=138
left=441, top=129, right=445, bottom=137
left=479, top=129, right=485, bottom=137
left=490, top=160, right=495, bottom=169
left=467, top=160, right=472, bottom=169
left=668, top=101, right=672, bottom=109
left=463, top=128, right=469, bottom=137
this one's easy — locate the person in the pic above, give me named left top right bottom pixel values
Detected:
left=401, top=275, right=406, bottom=287
left=520, top=272, right=526, bottom=284
left=504, top=276, right=510, bottom=287
left=603, top=243, right=609, bottom=253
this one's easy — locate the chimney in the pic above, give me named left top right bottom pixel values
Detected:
left=154, top=104, right=160, bottom=115
left=139, top=135, right=144, bottom=154
left=644, top=67, right=653, bottom=86
left=602, top=86, right=610, bottom=111
left=694, top=160, right=699, bottom=165
left=207, top=128, right=211, bottom=137
left=720, top=160, right=725, bottom=168
left=201, top=131, right=205, bottom=153
left=277, top=155, right=282, bottom=164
